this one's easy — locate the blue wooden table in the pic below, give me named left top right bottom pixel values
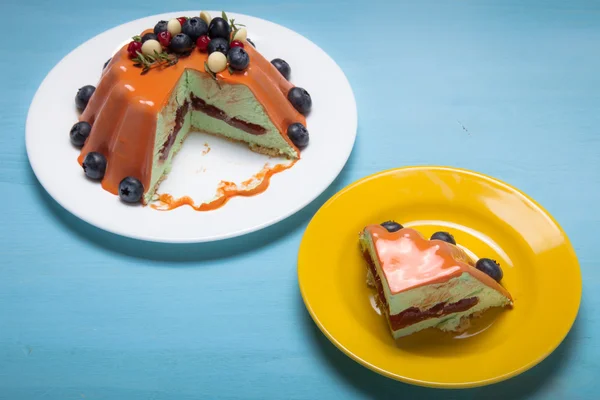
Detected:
left=1, top=0, right=598, bottom=398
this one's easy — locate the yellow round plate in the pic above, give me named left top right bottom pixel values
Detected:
left=298, top=166, right=581, bottom=388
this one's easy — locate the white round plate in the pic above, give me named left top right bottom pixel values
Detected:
left=26, top=11, right=357, bottom=243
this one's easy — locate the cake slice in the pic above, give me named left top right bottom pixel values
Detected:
left=359, top=224, right=512, bottom=339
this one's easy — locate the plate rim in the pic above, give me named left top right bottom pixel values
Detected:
left=25, top=10, right=358, bottom=244
left=298, top=165, right=582, bottom=388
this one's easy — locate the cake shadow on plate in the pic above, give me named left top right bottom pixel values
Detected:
left=28, top=145, right=354, bottom=263
left=299, top=293, right=582, bottom=398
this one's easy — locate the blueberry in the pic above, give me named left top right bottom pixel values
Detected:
left=208, top=17, right=231, bottom=40
left=246, top=38, right=256, bottom=48
left=381, top=221, right=403, bottom=233
left=119, top=176, right=144, bottom=203
left=227, top=47, right=250, bottom=71
left=75, top=85, right=95, bottom=112
left=169, top=33, right=193, bottom=53
left=287, top=87, right=312, bottom=115
left=271, top=58, right=291, bottom=80
left=430, top=231, right=456, bottom=245
left=475, top=258, right=503, bottom=282
left=287, top=123, right=309, bottom=149
left=103, top=57, right=111, bottom=70
left=141, top=32, right=158, bottom=43
left=82, top=152, right=106, bottom=180
left=182, top=17, right=208, bottom=41
left=154, top=20, right=168, bottom=36
left=207, top=37, right=229, bottom=55
left=70, top=121, right=92, bottom=147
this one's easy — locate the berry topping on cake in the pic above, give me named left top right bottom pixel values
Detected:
left=230, top=40, right=244, bottom=49
left=381, top=221, right=403, bottom=232
left=227, top=47, right=250, bottom=71
left=170, top=33, right=193, bottom=53
left=246, top=38, right=256, bottom=48
left=127, top=41, right=143, bottom=58
left=182, top=17, right=209, bottom=41
left=200, top=11, right=212, bottom=25
left=103, top=58, right=111, bottom=70
left=288, top=87, right=312, bottom=115
left=207, top=52, right=227, bottom=73
left=70, top=121, right=92, bottom=147
left=475, top=258, right=504, bottom=282
left=141, top=33, right=158, bottom=43
left=208, top=17, right=231, bottom=40
left=157, top=31, right=172, bottom=47
left=430, top=231, right=456, bottom=245
left=287, top=123, right=309, bottom=149
left=196, top=35, right=211, bottom=52
left=167, top=18, right=182, bottom=36
left=141, top=39, right=162, bottom=56
left=153, top=20, right=168, bottom=36
left=82, top=152, right=107, bottom=180
left=271, top=58, right=291, bottom=80
left=75, top=85, right=96, bottom=112
left=232, top=27, right=247, bottom=42
left=119, top=177, right=144, bottom=203
left=207, top=37, right=229, bottom=55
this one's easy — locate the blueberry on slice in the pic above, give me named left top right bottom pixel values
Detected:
left=75, top=85, right=95, bottom=112
left=227, top=47, right=250, bottom=71
left=169, top=33, right=194, bottom=53
left=182, top=17, right=208, bottom=41
left=119, top=176, right=144, bottom=203
left=430, top=231, right=456, bottom=245
left=287, top=123, right=309, bottom=149
left=154, top=20, right=168, bottom=36
left=82, top=152, right=106, bottom=180
left=271, top=58, right=291, bottom=80
left=208, top=17, right=231, bottom=40
left=288, top=87, right=312, bottom=115
left=381, top=221, right=403, bottom=233
left=475, top=258, right=503, bottom=282
left=70, top=121, right=92, bottom=147
left=103, top=57, right=112, bottom=70
left=141, top=32, right=158, bottom=43
left=207, top=37, right=229, bottom=55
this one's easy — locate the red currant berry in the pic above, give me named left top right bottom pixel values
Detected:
left=157, top=31, right=172, bottom=47
left=196, top=35, right=211, bottom=52
left=230, top=40, right=244, bottom=49
left=177, top=17, right=187, bottom=26
left=127, top=41, right=143, bottom=58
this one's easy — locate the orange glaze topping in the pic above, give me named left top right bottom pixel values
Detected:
left=78, top=30, right=306, bottom=198
left=364, top=225, right=512, bottom=299
left=152, top=160, right=297, bottom=211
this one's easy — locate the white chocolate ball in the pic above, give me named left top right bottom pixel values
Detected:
left=167, top=18, right=182, bottom=36
left=200, top=11, right=212, bottom=25
left=207, top=52, right=227, bottom=73
left=141, top=39, right=162, bottom=56
left=233, top=28, right=247, bottom=42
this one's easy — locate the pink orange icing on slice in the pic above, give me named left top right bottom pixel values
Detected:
left=364, top=225, right=512, bottom=300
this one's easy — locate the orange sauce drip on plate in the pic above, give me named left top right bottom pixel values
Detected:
left=152, top=160, right=297, bottom=211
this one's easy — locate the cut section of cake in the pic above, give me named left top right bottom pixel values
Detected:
left=73, top=12, right=312, bottom=205
left=359, top=224, right=512, bottom=339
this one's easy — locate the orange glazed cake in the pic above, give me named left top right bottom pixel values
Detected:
left=69, top=11, right=312, bottom=205
left=359, top=222, right=512, bottom=339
